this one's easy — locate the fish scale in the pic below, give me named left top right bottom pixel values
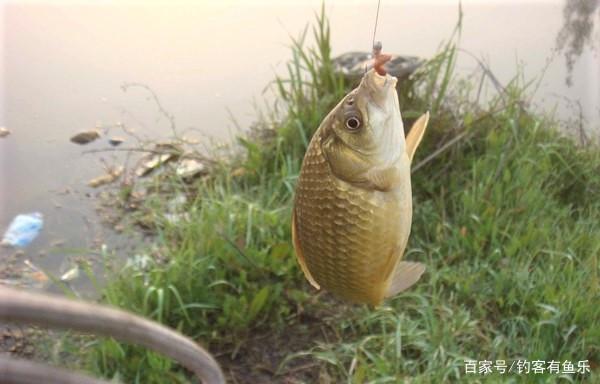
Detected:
left=295, top=141, right=405, bottom=304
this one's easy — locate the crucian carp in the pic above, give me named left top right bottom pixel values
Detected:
left=292, top=52, right=430, bottom=306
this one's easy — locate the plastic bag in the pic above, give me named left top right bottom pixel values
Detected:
left=1, top=212, right=44, bottom=248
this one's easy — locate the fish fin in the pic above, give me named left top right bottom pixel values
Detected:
left=385, top=261, right=426, bottom=298
left=365, top=165, right=402, bottom=191
left=291, top=210, right=320, bottom=290
left=406, top=112, right=430, bottom=164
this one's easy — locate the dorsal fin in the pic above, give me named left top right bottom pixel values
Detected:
left=405, top=112, right=430, bottom=163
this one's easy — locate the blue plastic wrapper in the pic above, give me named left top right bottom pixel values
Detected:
left=1, top=212, right=44, bottom=248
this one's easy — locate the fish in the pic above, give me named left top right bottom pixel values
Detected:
left=291, top=67, right=430, bottom=306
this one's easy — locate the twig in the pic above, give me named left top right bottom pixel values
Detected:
left=118, top=120, right=145, bottom=144
left=278, top=362, right=320, bottom=376
left=216, top=231, right=261, bottom=270
left=550, top=92, right=589, bottom=145
left=412, top=101, right=522, bottom=172
left=121, top=82, right=178, bottom=138
left=81, top=147, right=180, bottom=155
left=458, top=49, right=506, bottom=97
left=412, top=130, right=471, bottom=173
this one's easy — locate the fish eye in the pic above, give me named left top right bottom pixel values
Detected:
left=345, top=116, right=361, bottom=131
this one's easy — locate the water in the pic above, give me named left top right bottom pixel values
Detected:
left=1, top=1, right=598, bottom=293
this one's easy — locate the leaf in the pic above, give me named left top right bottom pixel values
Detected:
left=248, top=286, right=270, bottom=321
left=270, top=243, right=291, bottom=259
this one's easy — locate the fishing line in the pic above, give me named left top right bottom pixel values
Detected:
left=366, top=0, right=383, bottom=75
left=371, top=0, right=382, bottom=49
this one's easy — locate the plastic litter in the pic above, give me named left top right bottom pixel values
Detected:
left=60, top=265, right=80, bottom=282
left=1, top=213, right=44, bottom=248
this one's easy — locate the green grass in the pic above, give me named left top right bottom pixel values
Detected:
left=79, top=5, right=599, bottom=383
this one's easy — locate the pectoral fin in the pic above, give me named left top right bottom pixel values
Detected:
left=406, top=112, right=430, bottom=163
left=365, top=165, right=402, bottom=191
left=291, top=210, right=320, bottom=290
left=385, top=261, right=426, bottom=298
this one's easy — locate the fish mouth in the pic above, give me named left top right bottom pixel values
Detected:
left=358, top=69, right=404, bottom=160
left=359, top=69, right=398, bottom=109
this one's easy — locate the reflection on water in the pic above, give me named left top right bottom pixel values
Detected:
left=0, top=1, right=598, bottom=293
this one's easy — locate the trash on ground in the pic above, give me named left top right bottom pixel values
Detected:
left=164, top=213, right=190, bottom=224
left=1, top=213, right=44, bottom=248
left=0, top=127, right=10, bottom=138
left=135, top=153, right=175, bottom=177
left=88, top=166, right=124, bottom=188
left=176, top=158, right=207, bottom=179
left=23, top=260, right=49, bottom=285
left=167, top=194, right=187, bottom=212
left=70, top=130, right=101, bottom=145
left=125, top=254, right=153, bottom=271
left=29, top=271, right=49, bottom=283
left=24, top=260, right=40, bottom=271
left=163, top=194, right=190, bottom=223
left=60, top=265, right=80, bottom=282
left=108, top=137, right=125, bottom=146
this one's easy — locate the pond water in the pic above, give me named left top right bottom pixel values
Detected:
left=1, top=0, right=598, bottom=294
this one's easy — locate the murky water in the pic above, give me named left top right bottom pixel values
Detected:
left=1, top=1, right=598, bottom=293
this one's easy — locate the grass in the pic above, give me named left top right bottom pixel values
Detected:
left=74, top=5, right=599, bottom=383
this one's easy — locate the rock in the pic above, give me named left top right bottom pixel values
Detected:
left=70, top=130, right=101, bottom=145
left=135, top=153, right=175, bottom=177
left=88, top=166, right=124, bottom=188
left=108, top=137, right=125, bottom=146
left=332, top=52, right=423, bottom=82
left=176, top=158, right=207, bottom=179
left=182, top=136, right=200, bottom=145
